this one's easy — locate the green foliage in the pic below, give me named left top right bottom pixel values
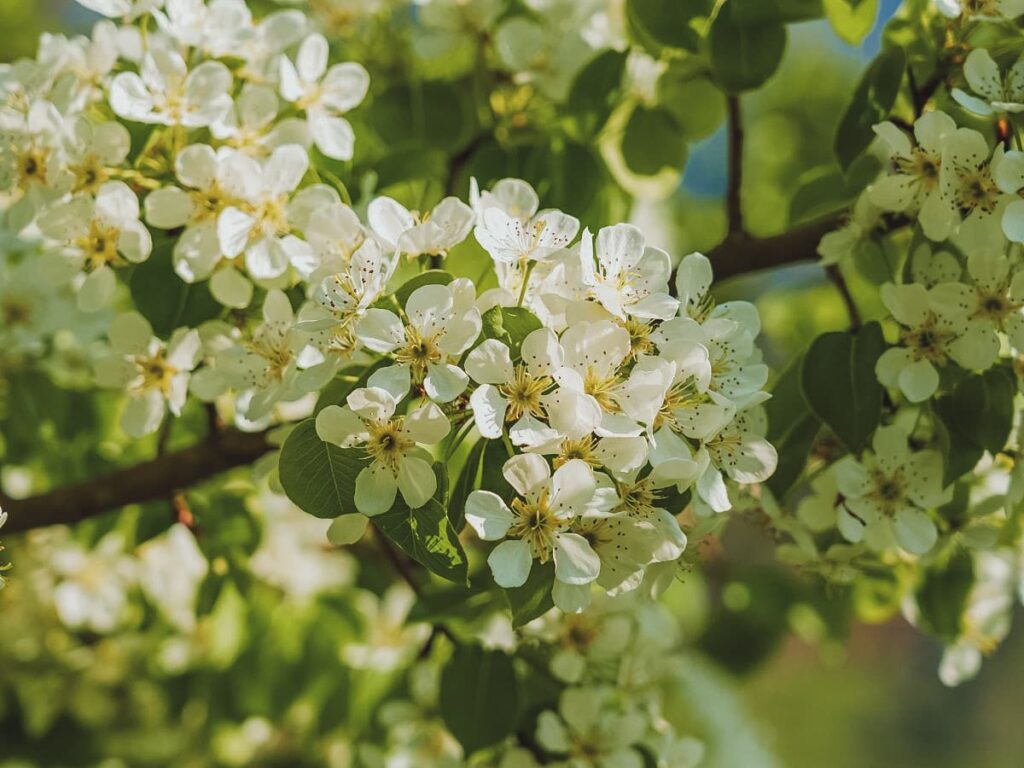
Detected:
left=626, top=0, right=713, bottom=53
left=824, top=0, right=880, bottom=45
left=449, top=438, right=486, bottom=531
left=278, top=418, right=368, bottom=519
left=765, top=353, right=820, bottom=497
left=129, top=239, right=222, bottom=338
left=915, top=551, right=974, bottom=643
left=834, top=45, right=906, bottom=172
left=709, top=3, right=787, bottom=94
left=504, top=561, right=555, bottom=627
left=800, top=322, right=885, bottom=455
left=934, top=367, right=1016, bottom=484
left=621, top=106, right=689, bottom=177
left=567, top=49, right=628, bottom=140
left=371, top=81, right=474, bottom=152
left=731, top=0, right=823, bottom=24
left=375, top=497, right=469, bottom=585
left=479, top=305, right=543, bottom=358
left=440, top=643, right=520, bottom=754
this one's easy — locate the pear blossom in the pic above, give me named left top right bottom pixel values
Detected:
left=302, top=200, right=370, bottom=277
left=875, top=282, right=985, bottom=402
left=696, top=405, right=777, bottom=514
left=833, top=424, right=950, bottom=554
left=465, top=454, right=602, bottom=608
left=934, top=127, right=1007, bottom=249
left=473, top=178, right=580, bottom=265
left=818, top=193, right=886, bottom=268
left=355, top=280, right=482, bottom=402
left=93, top=312, right=202, bottom=437
left=37, top=180, right=152, bottom=311
left=578, top=223, right=678, bottom=321
left=109, top=48, right=233, bottom=127
left=464, top=328, right=562, bottom=440
left=278, top=33, right=369, bottom=160
left=316, top=384, right=451, bottom=515
left=210, top=83, right=305, bottom=156
left=0, top=100, right=68, bottom=226
left=63, top=119, right=131, bottom=198
left=936, top=0, right=1024, bottom=18
left=74, top=0, right=163, bottom=21
left=951, top=49, right=1024, bottom=116
left=936, top=550, right=1017, bottom=686
left=216, top=144, right=339, bottom=280
left=211, top=290, right=335, bottom=420
left=51, top=532, right=136, bottom=634
left=300, top=237, right=397, bottom=360
left=868, top=111, right=955, bottom=236
left=367, top=195, right=474, bottom=260
left=137, top=524, right=208, bottom=632
left=535, top=687, right=647, bottom=768
left=144, top=143, right=252, bottom=303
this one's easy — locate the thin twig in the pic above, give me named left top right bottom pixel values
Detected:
left=726, top=96, right=745, bottom=236
left=825, top=264, right=862, bottom=330
left=3, top=428, right=271, bottom=534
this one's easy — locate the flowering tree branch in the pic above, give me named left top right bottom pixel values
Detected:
left=1, top=213, right=845, bottom=536
left=1, top=428, right=271, bottom=534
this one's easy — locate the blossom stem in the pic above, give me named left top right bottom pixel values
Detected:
left=517, top=259, right=535, bottom=307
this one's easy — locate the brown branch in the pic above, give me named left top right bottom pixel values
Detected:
left=726, top=96, right=745, bottom=235
left=708, top=213, right=844, bottom=281
left=2, top=428, right=272, bottom=534
left=825, top=264, right=862, bottom=330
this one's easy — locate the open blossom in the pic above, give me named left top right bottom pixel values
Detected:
left=875, top=282, right=986, bottom=402
left=278, top=33, right=369, bottom=160
left=317, top=384, right=450, bottom=515
left=465, top=328, right=562, bottom=441
left=951, top=48, right=1024, bottom=116
left=834, top=424, right=950, bottom=554
left=869, top=111, right=954, bottom=235
left=578, top=223, right=678, bottom=321
left=109, top=48, right=233, bottom=127
left=299, top=238, right=397, bottom=359
left=93, top=312, right=202, bottom=437
left=473, top=177, right=580, bottom=265
left=535, top=687, right=648, bottom=767
left=934, top=127, right=1007, bottom=249
left=208, top=290, right=334, bottom=421
left=356, top=280, right=482, bottom=402
left=367, top=196, right=474, bottom=259
left=216, top=144, right=338, bottom=281
left=465, top=454, right=605, bottom=609
left=37, top=180, right=152, bottom=311
left=936, top=0, right=1024, bottom=18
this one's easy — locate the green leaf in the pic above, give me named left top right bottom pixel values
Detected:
left=278, top=418, right=368, bottom=519
left=933, top=366, right=1015, bottom=484
left=130, top=239, right=222, bottom=338
left=833, top=45, right=905, bottom=172
left=788, top=156, right=880, bottom=226
left=480, top=305, right=543, bottom=358
left=800, top=322, right=885, bottom=454
left=824, top=0, right=879, bottom=45
left=567, top=49, right=628, bottom=140
left=480, top=436, right=513, bottom=497
left=658, top=71, right=727, bottom=142
left=375, top=498, right=468, bottom=585
left=765, top=353, right=820, bottom=497
left=504, top=561, right=555, bottom=627
left=313, top=360, right=390, bottom=414
left=371, top=81, right=473, bottom=152
left=449, top=438, right=486, bottom=531
left=620, top=105, right=688, bottom=177
left=394, top=269, right=454, bottom=308
left=709, top=6, right=787, bottom=94
left=440, top=644, right=520, bottom=754
left=626, top=0, right=713, bottom=52
left=915, top=551, right=973, bottom=643
left=732, top=0, right=823, bottom=24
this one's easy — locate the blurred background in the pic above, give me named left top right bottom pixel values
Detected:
left=2, top=0, right=1023, bottom=766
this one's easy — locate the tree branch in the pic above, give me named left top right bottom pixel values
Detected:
left=1, top=213, right=852, bottom=535
left=708, top=213, right=844, bottom=281
left=726, top=96, right=745, bottom=235
left=825, top=264, right=862, bottom=330
left=2, top=428, right=272, bottom=534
